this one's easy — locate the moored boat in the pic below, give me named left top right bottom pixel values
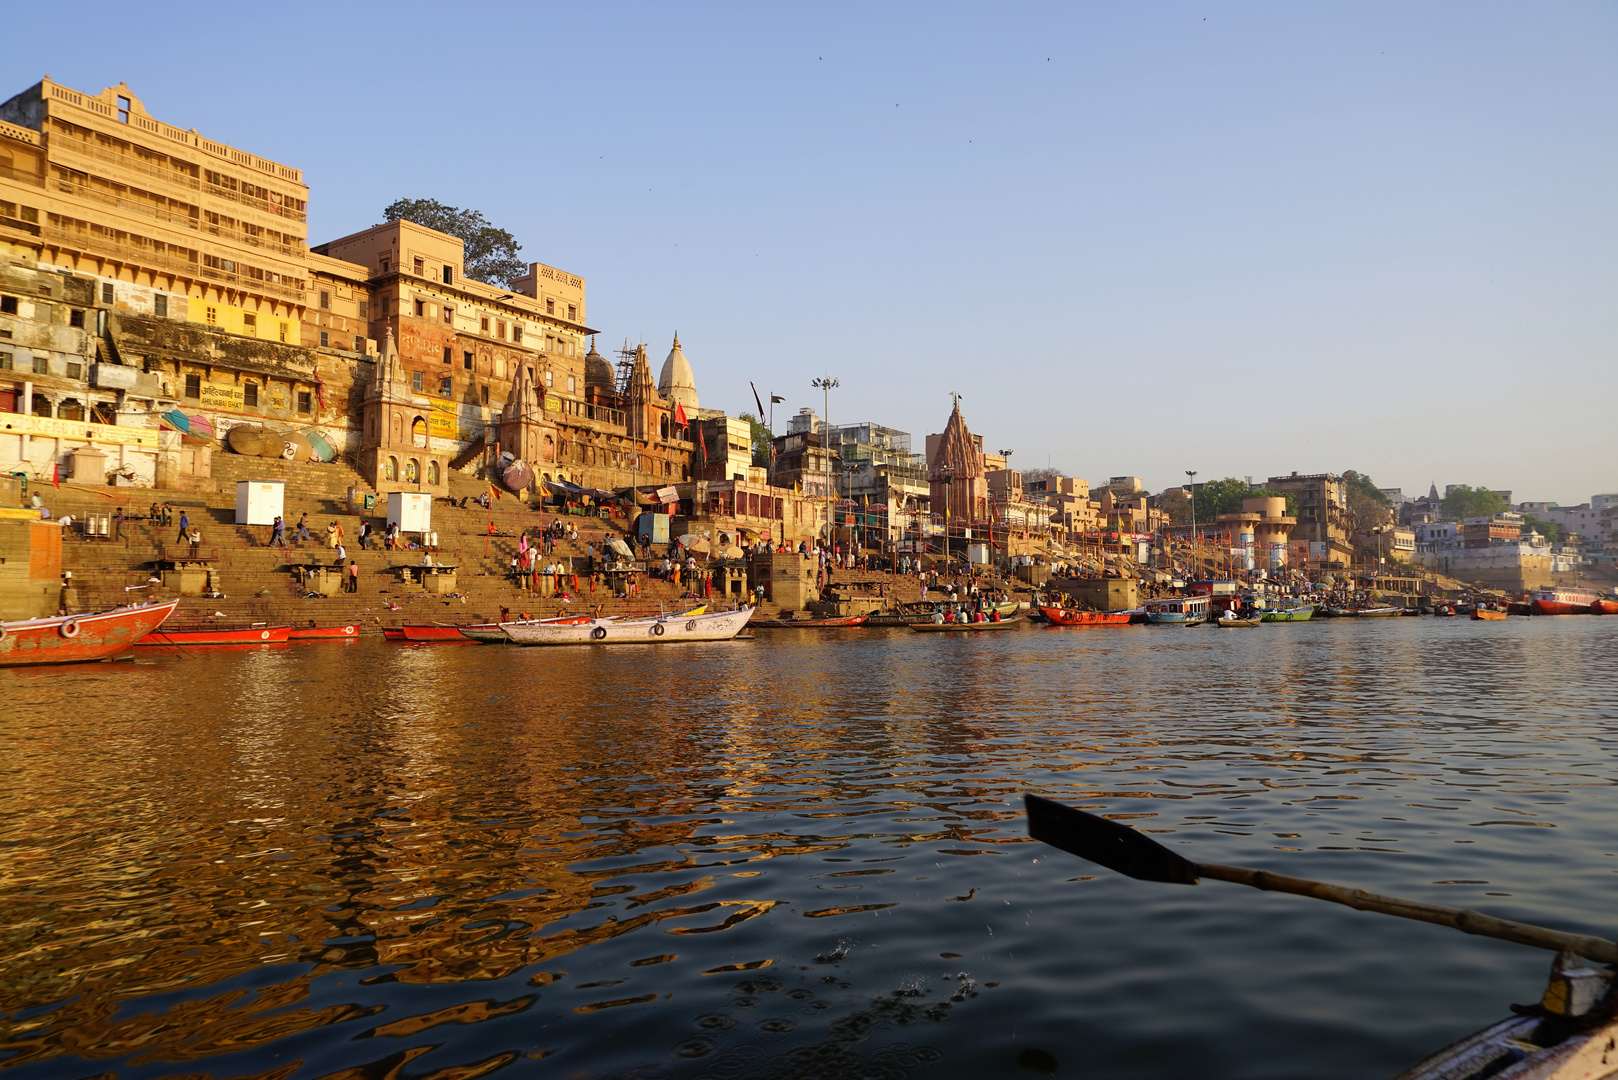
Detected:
left=288, top=623, right=362, bottom=639
left=1143, top=595, right=1210, bottom=626
left=1471, top=607, right=1507, bottom=620
left=749, top=613, right=871, bottom=628
left=1214, top=614, right=1261, bottom=627
left=0, top=599, right=180, bottom=667
left=1531, top=587, right=1604, bottom=616
left=1040, top=606, right=1132, bottom=627
left=1357, top=605, right=1404, bottom=617
left=140, top=624, right=291, bottom=646
left=505, top=607, right=753, bottom=646
left=1590, top=597, right=1618, bottom=615
left=400, top=622, right=487, bottom=642
left=1259, top=604, right=1316, bottom=623
left=910, top=616, right=1023, bottom=632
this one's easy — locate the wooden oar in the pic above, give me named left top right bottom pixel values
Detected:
left=1024, top=794, right=1618, bottom=965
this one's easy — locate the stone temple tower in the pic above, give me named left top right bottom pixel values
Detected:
left=498, top=361, right=559, bottom=470
left=360, top=328, right=448, bottom=495
left=657, top=333, right=699, bottom=413
left=928, top=400, right=987, bottom=523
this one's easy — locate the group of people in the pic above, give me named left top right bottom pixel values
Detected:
left=930, top=601, right=1007, bottom=624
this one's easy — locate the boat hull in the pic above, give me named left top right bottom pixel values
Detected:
left=506, top=607, right=754, bottom=646
left=910, top=617, right=1023, bottom=632
left=288, top=624, right=361, bottom=639
left=1260, top=606, right=1315, bottom=622
left=1530, top=588, right=1604, bottom=615
left=0, top=600, right=180, bottom=667
left=1145, top=613, right=1208, bottom=625
left=1040, top=606, right=1131, bottom=626
left=400, top=623, right=488, bottom=641
left=141, top=625, right=292, bottom=646
left=1592, top=598, right=1618, bottom=615
left=1471, top=609, right=1507, bottom=620
left=750, top=614, right=870, bottom=628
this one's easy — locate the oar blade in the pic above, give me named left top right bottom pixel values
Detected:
left=1025, top=794, right=1201, bottom=885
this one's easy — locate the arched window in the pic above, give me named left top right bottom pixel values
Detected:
left=58, top=398, right=85, bottom=421
left=411, top=417, right=427, bottom=448
left=384, top=456, right=398, bottom=481
left=427, top=461, right=440, bottom=485
left=660, top=415, right=669, bottom=439
left=405, top=458, right=420, bottom=483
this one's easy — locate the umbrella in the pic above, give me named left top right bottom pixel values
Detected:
left=717, top=544, right=744, bottom=559
left=678, top=535, right=712, bottom=553
left=606, top=537, right=635, bottom=558
left=186, top=413, right=215, bottom=440
left=303, top=429, right=335, bottom=462
left=226, top=426, right=266, bottom=456
left=160, top=409, right=190, bottom=433
left=503, top=460, right=534, bottom=493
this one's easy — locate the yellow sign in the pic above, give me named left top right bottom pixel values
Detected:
left=545, top=395, right=562, bottom=412
left=0, top=414, right=161, bottom=449
left=429, top=402, right=462, bottom=441
left=198, top=382, right=245, bottom=411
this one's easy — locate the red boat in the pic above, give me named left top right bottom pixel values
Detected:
left=1591, top=598, right=1618, bottom=615
left=400, top=622, right=488, bottom=642
left=0, top=600, right=180, bottom=667
left=1529, top=587, right=1604, bottom=616
left=288, top=624, right=362, bottom=640
left=1040, top=606, right=1132, bottom=627
left=139, top=625, right=292, bottom=646
left=382, top=626, right=406, bottom=640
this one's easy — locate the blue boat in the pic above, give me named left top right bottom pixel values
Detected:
left=1144, top=595, right=1210, bottom=625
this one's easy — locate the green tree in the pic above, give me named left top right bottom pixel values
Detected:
left=1155, top=487, right=1192, bottom=526
left=1186, top=478, right=1298, bottom=520
left=1440, top=484, right=1508, bottom=520
left=1342, top=470, right=1394, bottom=535
left=382, top=198, right=527, bottom=288
left=1520, top=513, right=1561, bottom=543
left=738, top=412, right=774, bottom=467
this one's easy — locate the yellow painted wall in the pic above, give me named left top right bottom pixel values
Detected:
left=185, top=298, right=301, bottom=344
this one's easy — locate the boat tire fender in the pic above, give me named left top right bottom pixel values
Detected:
left=60, top=619, right=80, bottom=639
left=591, top=626, right=607, bottom=640
left=652, top=623, right=665, bottom=636
left=343, top=625, right=356, bottom=636
left=686, top=620, right=697, bottom=631
left=0, top=625, right=7, bottom=642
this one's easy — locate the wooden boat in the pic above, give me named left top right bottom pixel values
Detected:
left=1144, top=595, right=1210, bottom=626
left=1259, top=605, right=1315, bottom=622
left=1590, top=597, right=1618, bottom=615
left=1508, top=600, right=1534, bottom=616
left=1214, top=615, right=1261, bottom=627
left=1531, top=587, right=1604, bottom=615
left=140, top=624, right=292, bottom=646
left=1040, top=606, right=1132, bottom=627
left=288, top=623, right=362, bottom=639
left=865, top=602, right=943, bottom=626
left=1471, top=607, right=1507, bottom=620
left=0, top=599, right=180, bottom=667
left=1357, top=605, right=1404, bottom=617
left=505, top=607, right=753, bottom=646
left=749, top=613, right=870, bottom=628
left=910, top=616, right=1023, bottom=632
left=399, top=622, right=488, bottom=642
left=460, top=614, right=596, bottom=643
left=382, top=626, right=406, bottom=640
left=460, top=626, right=510, bottom=643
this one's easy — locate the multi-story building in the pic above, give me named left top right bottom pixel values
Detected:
left=1266, top=472, right=1353, bottom=565
left=828, top=421, right=928, bottom=543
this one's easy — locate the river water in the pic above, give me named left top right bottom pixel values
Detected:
left=2, top=618, right=1614, bottom=1080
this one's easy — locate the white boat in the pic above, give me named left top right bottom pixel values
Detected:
left=1144, top=595, right=1210, bottom=625
left=504, top=606, right=753, bottom=646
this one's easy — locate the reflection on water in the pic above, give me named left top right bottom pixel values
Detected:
left=1, top=620, right=1615, bottom=1079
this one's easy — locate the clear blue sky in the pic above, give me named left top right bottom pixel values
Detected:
left=10, top=2, right=1615, bottom=503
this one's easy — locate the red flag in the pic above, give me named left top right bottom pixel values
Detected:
left=674, top=402, right=689, bottom=428
left=52, top=462, right=59, bottom=489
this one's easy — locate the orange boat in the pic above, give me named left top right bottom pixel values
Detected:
left=140, top=624, right=292, bottom=646
left=0, top=600, right=180, bottom=667
left=1530, top=587, right=1603, bottom=615
left=1040, top=606, right=1131, bottom=627
left=1471, top=608, right=1507, bottom=621
left=1591, top=598, right=1618, bottom=615
left=288, top=624, right=362, bottom=639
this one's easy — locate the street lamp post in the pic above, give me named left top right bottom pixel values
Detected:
left=998, top=449, right=1013, bottom=579
left=938, top=465, right=955, bottom=571
left=1185, top=469, right=1198, bottom=580
left=811, top=375, right=839, bottom=551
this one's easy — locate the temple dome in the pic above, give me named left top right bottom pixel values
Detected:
left=657, top=333, right=699, bottom=412
left=583, top=338, right=615, bottom=392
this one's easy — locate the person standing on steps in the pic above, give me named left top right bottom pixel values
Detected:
left=357, top=520, right=371, bottom=550
left=174, top=510, right=190, bottom=544
left=294, top=512, right=311, bottom=543
left=347, top=560, right=359, bottom=593
left=114, top=507, right=125, bottom=543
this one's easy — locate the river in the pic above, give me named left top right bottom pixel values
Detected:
left=1, top=617, right=1614, bottom=1079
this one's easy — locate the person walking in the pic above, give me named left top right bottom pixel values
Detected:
left=334, top=541, right=347, bottom=565
left=270, top=515, right=288, bottom=548
left=175, top=510, right=190, bottom=544
left=357, top=520, right=371, bottom=550
left=294, top=513, right=312, bottom=543
left=114, top=507, right=125, bottom=542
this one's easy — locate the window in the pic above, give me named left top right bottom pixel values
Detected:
left=0, top=352, right=10, bottom=370
left=411, top=370, right=423, bottom=392
left=380, top=256, right=390, bottom=274
left=66, top=362, right=81, bottom=380
left=353, top=335, right=363, bottom=352
left=19, top=207, right=36, bottom=224
left=204, top=306, right=218, bottom=325
left=480, top=385, right=489, bottom=405
left=297, top=391, right=312, bottom=414
left=438, top=377, right=451, bottom=397
left=414, top=299, right=424, bottom=317
left=358, top=299, right=368, bottom=319
left=512, top=325, right=523, bottom=344
left=567, top=304, right=576, bottom=321
left=243, top=312, right=256, bottom=336
left=154, top=293, right=167, bottom=318
left=69, top=309, right=84, bottom=328
left=463, top=350, right=473, bottom=370
left=442, top=265, right=453, bottom=284
left=319, top=330, right=329, bottom=347
left=413, top=257, right=424, bottom=276
left=184, top=373, right=200, bottom=399
left=442, top=304, right=453, bottom=324
left=545, top=371, right=553, bottom=387
left=0, top=297, right=15, bottom=314
left=117, top=95, right=130, bottom=124
left=101, top=282, right=113, bottom=304
left=567, top=375, right=576, bottom=393
left=245, top=382, right=258, bottom=407
left=278, top=321, right=287, bottom=342
left=427, top=460, right=440, bottom=485
left=545, top=299, right=554, bottom=314
left=442, top=346, right=452, bottom=365
left=496, top=319, right=506, bottom=339
left=33, top=356, right=48, bottom=375
left=318, top=289, right=331, bottom=310
left=480, top=316, right=489, bottom=334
